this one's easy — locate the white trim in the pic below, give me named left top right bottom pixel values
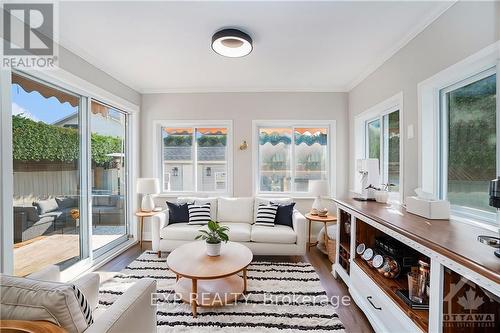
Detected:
left=353, top=92, right=404, bottom=203
left=418, top=41, right=500, bottom=195
left=346, top=1, right=456, bottom=91
left=418, top=41, right=499, bottom=227
left=252, top=120, right=337, bottom=198
left=0, top=69, right=14, bottom=274
left=152, top=120, right=234, bottom=196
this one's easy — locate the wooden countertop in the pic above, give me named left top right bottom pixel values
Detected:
left=334, top=198, right=500, bottom=284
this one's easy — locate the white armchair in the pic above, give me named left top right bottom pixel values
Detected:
left=26, top=265, right=157, bottom=333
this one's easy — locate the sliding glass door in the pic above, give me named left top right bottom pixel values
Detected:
left=91, top=101, right=128, bottom=256
left=10, top=71, right=130, bottom=276
left=11, top=72, right=86, bottom=276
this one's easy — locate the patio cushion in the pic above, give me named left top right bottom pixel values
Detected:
left=55, top=196, right=76, bottom=209
left=14, top=206, right=40, bottom=222
left=34, top=199, right=59, bottom=215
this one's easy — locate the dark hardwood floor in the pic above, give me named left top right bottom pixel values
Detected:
left=98, top=242, right=374, bottom=333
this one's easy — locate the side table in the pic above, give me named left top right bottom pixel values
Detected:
left=135, top=210, right=164, bottom=250
left=304, top=213, right=337, bottom=252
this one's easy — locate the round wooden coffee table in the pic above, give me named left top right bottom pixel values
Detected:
left=167, top=241, right=253, bottom=317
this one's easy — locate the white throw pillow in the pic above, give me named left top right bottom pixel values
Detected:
left=178, top=197, right=217, bottom=221
left=217, top=197, right=254, bottom=223
left=0, top=274, right=93, bottom=333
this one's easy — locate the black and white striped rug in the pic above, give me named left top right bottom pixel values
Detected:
left=98, top=251, right=345, bottom=332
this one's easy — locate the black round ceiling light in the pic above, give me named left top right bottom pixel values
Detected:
left=211, top=28, right=253, bottom=58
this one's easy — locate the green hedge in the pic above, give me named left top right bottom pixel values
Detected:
left=13, top=115, right=123, bottom=166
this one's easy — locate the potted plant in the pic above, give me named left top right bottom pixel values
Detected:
left=195, top=221, right=229, bottom=256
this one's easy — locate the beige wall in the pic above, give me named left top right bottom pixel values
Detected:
left=141, top=92, right=348, bottom=197
left=140, top=92, right=348, bottom=239
left=348, top=1, right=499, bottom=199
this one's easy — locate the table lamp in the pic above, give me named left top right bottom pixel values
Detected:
left=137, top=178, right=160, bottom=212
left=309, top=180, right=329, bottom=211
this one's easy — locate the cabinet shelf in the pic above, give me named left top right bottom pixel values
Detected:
left=354, top=258, right=429, bottom=332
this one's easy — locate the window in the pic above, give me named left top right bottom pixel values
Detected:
left=439, top=69, right=497, bottom=222
left=365, top=110, right=401, bottom=194
left=254, top=121, right=334, bottom=195
left=158, top=122, right=232, bottom=194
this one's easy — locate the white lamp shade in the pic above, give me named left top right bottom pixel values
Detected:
left=136, top=178, right=160, bottom=194
left=309, top=180, right=329, bottom=197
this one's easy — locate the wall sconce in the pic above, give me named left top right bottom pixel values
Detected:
left=239, top=140, right=248, bottom=150
left=172, top=167, right=179, bottom=177
left=206, top=167, right=212, bottom=177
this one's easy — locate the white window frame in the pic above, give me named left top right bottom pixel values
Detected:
left=419, top=42, right=499, bottom=229
left=153, top=120, right=233, bottom=196
left=252, top=120, right=336, bottom=197
left=439, top=68, right=497, bottom=224
left=365, top=110, right=401, bottom=195
left=0, top=67, right=139, bottom=278
left=354, top=93, right=404, bottom=203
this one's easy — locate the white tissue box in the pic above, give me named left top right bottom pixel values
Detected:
left=406, top=196, right=450, bottom=220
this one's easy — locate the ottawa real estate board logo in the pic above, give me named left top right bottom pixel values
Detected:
left=2, top=2, right=58, bottom=69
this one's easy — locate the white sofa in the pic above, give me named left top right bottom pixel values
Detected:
left=151, top=197, right=307, bottom=256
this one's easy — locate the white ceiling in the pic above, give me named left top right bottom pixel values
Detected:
left=59, top=1, right=454, bottom=93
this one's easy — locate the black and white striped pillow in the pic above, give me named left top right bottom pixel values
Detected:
left=71, top=284, right=93, bottom=326
left=255, top=204, right=278, bottom=227
left=188, top=203, right=211, bottom=225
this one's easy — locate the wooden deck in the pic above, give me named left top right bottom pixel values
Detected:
left=14, top=233, right=123, bottom=276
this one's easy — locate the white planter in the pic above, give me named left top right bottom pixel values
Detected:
left=206, top=242, right=221, bottom=256
left=375, top=190, right=390, bottom=203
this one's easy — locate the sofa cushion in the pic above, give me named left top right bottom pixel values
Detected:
left=251, top=224, right=297, bottom=244
left=217, top=197, right=254, bottom=223
left=160, top=223, right=208, bottom=241
left=161, top=222, right=251, bottom=242
left=187, top=203, right=212, bottom=225
left=0, top=274, right=93, bottom=333
left=254, top=197, right=293, bottom=222
left=166, top=201, right=189, bottom=224
left=272, top=202, right=296, bottom=229
left=178, top=197, right=217, bottom=221
left=220, top=223, right=251, bottom=242
left=33, top=199, right=59, bottom=215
